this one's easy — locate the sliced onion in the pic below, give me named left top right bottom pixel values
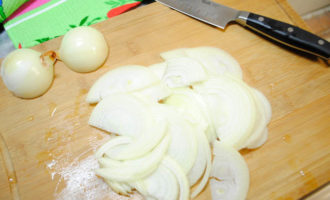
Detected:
left=104, top=106, right=167, bottom=160
left=187, top=133, right=207, bottom=186
left=95, top=135, right=170, bottom=182
left=148, top=62, right=167, bottom=80
left=90, top=94, right=168, bottom=160
left=163, top=156, right=190, bottom=200
left=159, top=105, right=198, bottom=174
left=193, top=75, right=257, bottom=150
left=162, top=57, right=207, bottom=88
left=189, top=125, right=212, bottom=198
left=246, top=128, right=268, bottom=149
left=89, top=93, right=153, bottom=138
left=164, top=89, right=207, bottom=130
left=134, top=165, right=179, bottom=200
left=89, top=46, right=273, bottom=200
left=243, top=88, right=271, bottom=149
left=96, top=137, right=133, bottom=195
left=95, top=136, right=131, bottom=159
left=210, top=141, right=250, bottom=200
left=160, top=48, right=187, bottom=60
left=184, top=47, right=242, bottom=79
left=96, top=138, right=134, bottom=195
left=253, top=89, right=272, bottom=123
left=86, top=65, right=159, bottom=103
left=105, top=180, right=133, bottom=196
left=132, top=82, right=172, bottom=103
left=243, top=88, right=269, bottom=149
left=164, top=88, right=217, bottom=143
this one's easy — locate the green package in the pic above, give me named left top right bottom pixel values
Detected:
left=4, top=0, right=142, bottom=48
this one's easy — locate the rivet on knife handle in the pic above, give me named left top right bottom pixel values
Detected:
left=235, top=12, right=330, bottom=60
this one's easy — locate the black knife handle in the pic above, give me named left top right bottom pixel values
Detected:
left=242, top=12, right=330, bottom=60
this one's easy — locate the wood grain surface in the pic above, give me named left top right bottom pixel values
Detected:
left=0, top=0, right=329, bottom=200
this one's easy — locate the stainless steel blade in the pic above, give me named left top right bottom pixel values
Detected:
left=156, top=0, right=242, bottom=29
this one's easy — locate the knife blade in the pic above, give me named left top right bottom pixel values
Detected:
left=156, top=0, right=330, bottom=60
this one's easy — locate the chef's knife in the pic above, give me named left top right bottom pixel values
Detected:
left=156, top=0, right=330, bottom=60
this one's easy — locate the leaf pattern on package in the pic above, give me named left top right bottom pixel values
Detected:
left=68, top=16, right=103, bottom=29
left=87, top=17, right=102, bottom=26
left=79, top=16, right=89, bottom=26
left=35, top=35, right=59, bottom=43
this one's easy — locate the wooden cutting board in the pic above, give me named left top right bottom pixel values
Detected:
left=0, top=0, right=329, bottom=199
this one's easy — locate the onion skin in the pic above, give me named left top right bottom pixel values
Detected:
left=0, top=49, right=54, bottom=99
left=59, top=26, right=108, bottom=73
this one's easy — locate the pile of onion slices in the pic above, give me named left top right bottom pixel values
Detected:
left=87, top=47, right=272, bottom=200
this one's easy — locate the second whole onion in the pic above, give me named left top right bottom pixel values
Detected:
left=59, top=26, right=109, bottom=73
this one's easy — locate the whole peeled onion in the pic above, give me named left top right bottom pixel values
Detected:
left=59, top=26, right=109, bottom=73
left=0, top=49, right=55, bottom=99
